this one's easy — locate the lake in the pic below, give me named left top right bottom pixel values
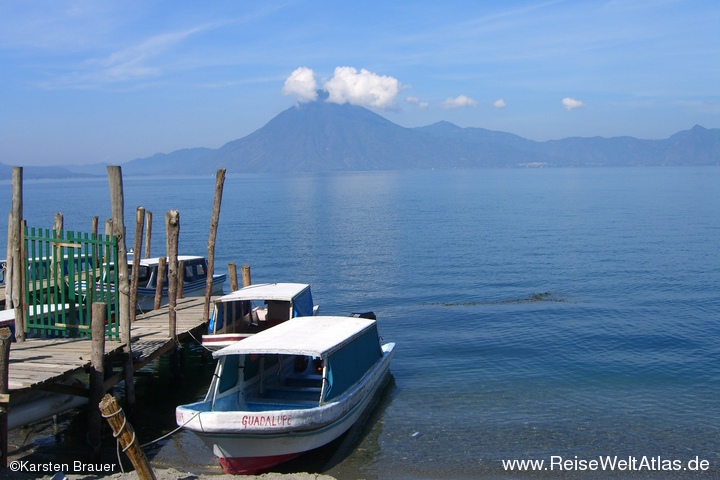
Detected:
left=2, top=166, right=719, bottom=479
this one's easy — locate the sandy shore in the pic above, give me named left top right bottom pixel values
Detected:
left=101, top=471, right=337, bottom=480
left=8, top=469, right=338, bottom=480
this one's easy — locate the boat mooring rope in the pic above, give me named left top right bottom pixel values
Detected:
left=101, top=406, right=136, bottom=473
left=139, top=410, right=200, bottom=450
left=100, top=404, right=200, bottom=472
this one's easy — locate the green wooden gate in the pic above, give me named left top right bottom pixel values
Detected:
left=24, top=226, right=120, bottom=340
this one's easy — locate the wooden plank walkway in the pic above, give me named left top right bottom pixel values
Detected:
left=6, top=296, right=211, bottom=399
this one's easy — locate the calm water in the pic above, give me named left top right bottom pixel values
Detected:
left=2, top=167, right=719, bottom=479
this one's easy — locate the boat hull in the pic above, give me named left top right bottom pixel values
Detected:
left=219, top=453, right=302, bottom=475
left=177, top=343, right=394, bottom=474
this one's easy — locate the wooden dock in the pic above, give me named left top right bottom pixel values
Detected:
left=6, top=296, right=211, bottom=400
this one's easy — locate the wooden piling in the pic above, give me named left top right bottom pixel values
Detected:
left=107, top=166, right=131, bottom=348
left=153, top=257, right=166, bottom=311
left=92, top=216, right=99, bottom=269
left=11, top=167, right=24, bottom=342
left=204, top=169, right=226, bottom=324
left=165, top=210, right=179, bottom=341
left=88, top=302, right=106, bottom=460
left=0, top=327, right=11, bottom=468
left=53, top=212, right=63, bottom=235
left=242, top=264, right=252, bottom=287
left=130, top=207, right=145, bottom=321
left=5, top=213, right=12, bottom=310
left=99, top=394, right=157, bottom=480
left=145, top=211, right=152, bottom=259
left=228, top=262, right=239, bottom=291
left=107, top=166, right=135, bottom=410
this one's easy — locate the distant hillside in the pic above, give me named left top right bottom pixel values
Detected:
left=2, top=102, right=718, bottom=179
left=418, top=122, right=720, bottom=167
left=0, top=162, right=95, bottom=181
left=120, top=148, right=214, bottom=176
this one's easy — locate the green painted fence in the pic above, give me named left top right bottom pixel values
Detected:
left=24, top=226, right=120, bottom=340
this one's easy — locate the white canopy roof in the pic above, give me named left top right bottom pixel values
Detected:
left=135, top=255, right=204, bottom=266
left=213, top=316, right=375, bottom=359
left=214, top=283, right=310, bottom=304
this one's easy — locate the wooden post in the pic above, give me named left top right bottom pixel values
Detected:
left=104, top=218, right=113, bottom=277
left=88, top=302, right=106, bottom=460
left=204, top=169, right=226, bottom=324
left=107, top=167, right=135, bottom=409
left=177, top=260, right=185, bottom=299
left=5, top=213, right=12, bottom=310
left=153, top=257, right=166, bottom=311
left=0, top=327, right=12, bottom=468
left=228, top=262, right=239, bottom=292
left=145, top=211, right=152, bottom=259
left=165, top=211, right=179, bottom=341
left=104, top=218, right=113, bottom=238
left=91, top=216, right=99, bottom=269
left=241, top=264, right=252, bottom=287
left=130, top=207, right=145, bottom=322
left=107, top=166, right=131, bottom=348
left=99, top=394, right=157, bottom=480
left=53, top=212, right=63, bottom=235
left=11, top=167, right=24, bottom=342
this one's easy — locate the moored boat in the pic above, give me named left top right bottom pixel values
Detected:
left=133, top=255, right=226, bottom=311
left=80, top=255, right=226, bottom=312
left=176, top=315, right=395, bottom=474
left=202, top=282, right=318, bottom=350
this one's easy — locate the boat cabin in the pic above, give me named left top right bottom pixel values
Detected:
left=208, top=316, right=385, bottom=411
left=203, top=283, right=317, bottom=348
left=120, top=255, right=210, bottom=290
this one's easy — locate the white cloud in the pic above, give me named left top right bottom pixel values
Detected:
left=406, top=96, right=429, bottom=109
left=40, top=25, right=211, bottom=89
left=562, top=97, right=585, bottom=111
left=493, top=98, right=507, bottom=109
left=323, top=67, right=401, bottom=109
left=441, top=95, right=478, bottom=109
left=282, top=66, right=318, bottom=103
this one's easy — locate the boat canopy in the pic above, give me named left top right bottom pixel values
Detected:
left=215, top=283, right=310, bottom=303
left=213, top=316, right=377, bottom=359
left=214, top=283, right=314, bottom=318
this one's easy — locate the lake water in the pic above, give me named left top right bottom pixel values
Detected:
left=2, top=167, right=719, bottom=479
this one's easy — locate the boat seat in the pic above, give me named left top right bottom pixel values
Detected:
left=285, top=374, right=322, bottom=388
left=245, top=401, right=315, bottom=411
left=266, top=385, right=322, bottom=394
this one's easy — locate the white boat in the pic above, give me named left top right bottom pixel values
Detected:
left=82, top=255, right=226, bottom=312
left=133, top=255, right=226, bottom=311
left=176, top=315, right=395, bottom=474
left=202, top=282, right=318, bottom=350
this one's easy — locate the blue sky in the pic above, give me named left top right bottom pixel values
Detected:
left=1, top=0, right=719, bottom=166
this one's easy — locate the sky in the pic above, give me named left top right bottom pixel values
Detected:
left=1, top=0, right=719, bottom=167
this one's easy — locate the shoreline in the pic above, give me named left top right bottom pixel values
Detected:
left=9, top=468, right=338, bottom=480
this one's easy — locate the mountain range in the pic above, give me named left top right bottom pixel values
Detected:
left=3, top=101, right=719, bottom=180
